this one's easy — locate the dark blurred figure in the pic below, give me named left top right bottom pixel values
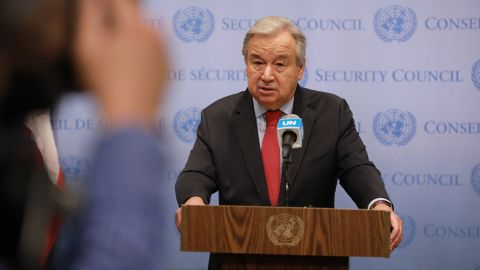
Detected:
left=0, top=0, right=168, bottom=269
left=0, top=0, right=76, bottom=269
left=0, top=0, right=76, bottom=122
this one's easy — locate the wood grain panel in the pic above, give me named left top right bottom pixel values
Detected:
left=181, top=205, right=390, bottom=258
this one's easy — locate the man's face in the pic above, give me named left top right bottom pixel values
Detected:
left=246, top=30, right=304, bottom=110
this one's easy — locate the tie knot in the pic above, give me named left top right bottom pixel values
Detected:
left=265, top=110, right=283, bottom=127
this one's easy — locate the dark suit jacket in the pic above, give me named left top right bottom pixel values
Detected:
left=176, top=86, right=389, bottom=209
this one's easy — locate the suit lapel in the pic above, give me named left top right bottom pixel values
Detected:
left=290, top=86, right=316, bottom=187
left=232, top=91, right=270, bottom=204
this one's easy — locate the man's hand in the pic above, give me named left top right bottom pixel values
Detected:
left=372, top=203, right=403, bottom=252
left=175, top=196, right=206, bottom=233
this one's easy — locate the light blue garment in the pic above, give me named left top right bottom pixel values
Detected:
left=56, top=128, right=168, bottom=270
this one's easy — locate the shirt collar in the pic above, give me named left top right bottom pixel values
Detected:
left=253, top=97, right=294, bottom=119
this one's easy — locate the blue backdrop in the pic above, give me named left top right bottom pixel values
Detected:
left=53, top=1, right=480, bottom=269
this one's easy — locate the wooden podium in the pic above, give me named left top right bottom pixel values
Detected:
left=181, top=205, right=390, bottom=270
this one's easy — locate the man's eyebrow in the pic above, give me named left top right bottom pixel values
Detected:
left=249, top=53, right=290, bottom=60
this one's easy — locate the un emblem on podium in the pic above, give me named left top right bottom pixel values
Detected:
left=471, top=163, right=480, bottom=196
left=266, top=213, right=304, bottom=247
left=472, top=59, right=480, bottom=91
left=173, top=107, right=201, bottom=143
left=398, top=214, right=415, bottom=249
left=374, top=5, right=417, bottom=42
left=373, top=109, right=416, bottom=146
left=173, top=7, right=215, bottom=43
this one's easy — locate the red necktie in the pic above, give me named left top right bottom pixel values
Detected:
left=261, top=110, right=283, bottom=206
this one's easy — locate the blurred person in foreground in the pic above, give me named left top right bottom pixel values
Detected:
left=174, top=16, right=402, bottom=268
left=0, top=0, right=169, bottom=269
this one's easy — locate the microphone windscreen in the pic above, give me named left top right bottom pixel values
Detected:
left=277, top=114, right=303, bottom=148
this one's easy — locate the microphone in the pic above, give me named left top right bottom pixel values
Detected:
left=277, top=114, right=303, bottom=159
left=277, top=114, right=303, bottom=207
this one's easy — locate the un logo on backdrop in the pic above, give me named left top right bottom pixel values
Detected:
left=398, top=214, right=415, bottom=249
left=374, top=5, right=417, bottom=42
left=471, top=163, right=480, bottom=196
left=472, top=59, right=480, bottom=91
left=173, top=107, right=201, bottom=143
left=373, top=109, right=416, bottom=146
left=60, top=156, right=90, bottom=188
left=173, top=7, right=215, bottom=43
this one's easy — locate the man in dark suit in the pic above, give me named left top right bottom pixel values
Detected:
left=175, top=16, right=402, bottom=252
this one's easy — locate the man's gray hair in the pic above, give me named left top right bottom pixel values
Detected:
left=242, top=16, right=306, bottom=67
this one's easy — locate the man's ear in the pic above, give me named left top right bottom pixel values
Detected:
left=297, top=62, right=305, bottom=81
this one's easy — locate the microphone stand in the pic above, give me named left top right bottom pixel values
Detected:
left=281, top=131, right=296, bottom=207
left=282, top=148, right=293, bottom=207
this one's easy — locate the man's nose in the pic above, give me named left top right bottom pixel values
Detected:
left=261, top=65, right=275, bottom=82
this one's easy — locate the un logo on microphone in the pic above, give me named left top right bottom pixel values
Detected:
left=173, top=7, right=215, bottom=43
left=373, top=109, right=416, bottom=146
left=472, top=59, right=480, bottom=91
left=173, top=107, right=201, bottom=143
left=471, top=163, right=480, bottom=196
left=398, top=213, right=415, bottom=249
left=374, top=5, right=417, bottom=42
left=60, top=156, right=90, bottom=188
